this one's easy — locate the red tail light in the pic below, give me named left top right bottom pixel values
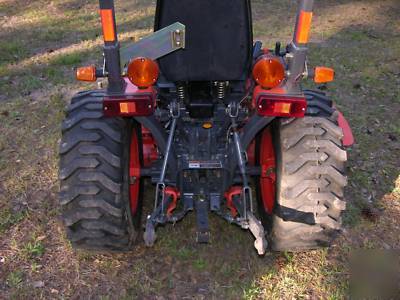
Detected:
left=257, top=95, right=307, bottom=117
left=103, top=95, right=154, bottom=117
left=103, top=78, right=156, bottom=117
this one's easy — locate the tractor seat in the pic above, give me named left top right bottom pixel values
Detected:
left=155, top=0, right=253, bottom=82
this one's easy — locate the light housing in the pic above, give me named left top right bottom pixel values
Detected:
left=127, top=57, right=159, bottom=88
left=257, top=94, right=307, bottom=117
left=252, top=55, right=285, bottom=89
left=103, top=80, right=156, bottom=117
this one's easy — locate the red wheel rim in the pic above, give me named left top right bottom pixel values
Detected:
left=129, top=128, right=141, bottom=215
left=259, top=127, right=276, bottom=214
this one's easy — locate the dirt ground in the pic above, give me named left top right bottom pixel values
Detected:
left=0, top=0, right=399, bottom=299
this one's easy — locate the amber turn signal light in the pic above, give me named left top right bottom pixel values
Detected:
left=314, top=67, right=335, bottom=83
left=252, top=56, right=285, bottom=89
left=76, top=66, right=97, bottom=82
left=127, top=57, right=159, bottom=89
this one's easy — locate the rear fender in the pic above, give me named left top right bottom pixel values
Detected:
left=337, top=110, right=354, bottom=147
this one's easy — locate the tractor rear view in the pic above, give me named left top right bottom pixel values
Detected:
left=59, top=0, right=354, bottom=255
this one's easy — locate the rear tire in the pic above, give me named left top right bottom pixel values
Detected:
left=59, top=92, right=143, bottom=251
left=256, top=91, right=348, bottom=251
left=271, top=114, right=347, bottom=251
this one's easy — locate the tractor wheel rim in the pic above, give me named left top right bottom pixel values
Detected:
left=129, top=128, right=141, bottom=215
left=259, top=128, right=276, bottom=214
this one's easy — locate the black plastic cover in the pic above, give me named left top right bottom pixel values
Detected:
left=155, top=0, right=253, bottom=82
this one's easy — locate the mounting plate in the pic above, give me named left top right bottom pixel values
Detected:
left=120, top=22, right=185, bottom=67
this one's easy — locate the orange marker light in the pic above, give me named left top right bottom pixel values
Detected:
left=120, top=102, right=137, bottom=114
left=127, top=57, right=159, bottom=88
left=296, top=10, right=313, bottom=44
left=76, top=65, right=96, bottom=82
left=314, top=67, right=335, bottom=83
left=100, top=9, right=116, bottom=42
left=202, top=122, right=213, bottom=129
left=274, top=102, right=292, bottom=114
left=252, top=56, right=285, bottom=89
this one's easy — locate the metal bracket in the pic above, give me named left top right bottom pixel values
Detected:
left=120, top=22, right=186, bottom=67
left=171, top=29, right=185, bottom=49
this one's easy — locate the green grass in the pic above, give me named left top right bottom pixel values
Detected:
left=22, top=239, right=45, bottom=259
left=0, top=40, right=28, bottom=65
left=51, top=53, right=82, bottom=66
left=6, top=270, right=24, bottom=288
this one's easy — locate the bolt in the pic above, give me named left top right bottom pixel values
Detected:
left=130, top=176, right=137, bottom=184
left=265, top=167, right=275, bottom=177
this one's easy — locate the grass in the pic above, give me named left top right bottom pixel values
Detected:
left=22, top=238, right=45, bottom=259
left=0, top=0, right=399, bottom=299
left=0, top=40, right=28, bottom=65
left=50, top=53, right=82, bottom=66
left=6, top=270, right=24, bottom=288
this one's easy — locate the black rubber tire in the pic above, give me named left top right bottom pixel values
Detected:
left=59, top=91, right=143, bottom=251
left=269, top=111, right=348, bottom=251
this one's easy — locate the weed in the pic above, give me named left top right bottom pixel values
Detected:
left=22, top=239, right=45, bottom=259
left=193, top=258, right=207, bottom=271
left=30, top=262, right=41, bottom=272
left=6, top=270, right=23, bottom=288
left=243, top=282, right=262, bottom=300
left=282, top=251, right=294, bottom=264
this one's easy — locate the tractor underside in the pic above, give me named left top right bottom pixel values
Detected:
left=59, top=0, right=354, bottom=255
left=140, top=79, right=271, bottom=253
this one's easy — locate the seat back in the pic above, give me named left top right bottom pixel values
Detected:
left=155, top=0, right=253, bottom=82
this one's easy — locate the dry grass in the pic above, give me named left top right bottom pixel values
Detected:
left=0, top=0, right=399, bottom=298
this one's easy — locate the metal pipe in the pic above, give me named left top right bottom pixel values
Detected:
left=154, top=101, right=179, bottom=213
left=159, top=118, right=177, bottom=184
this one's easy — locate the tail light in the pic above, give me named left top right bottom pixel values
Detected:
left=127, top=57, right=159, bottom=88
left=103, top=79, right=156, bottom=117
left=103, top=96, right=154, bottom=117
left=252, top=55, right=285, bottom=89
left=257, top=95, right=307, bottom=117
